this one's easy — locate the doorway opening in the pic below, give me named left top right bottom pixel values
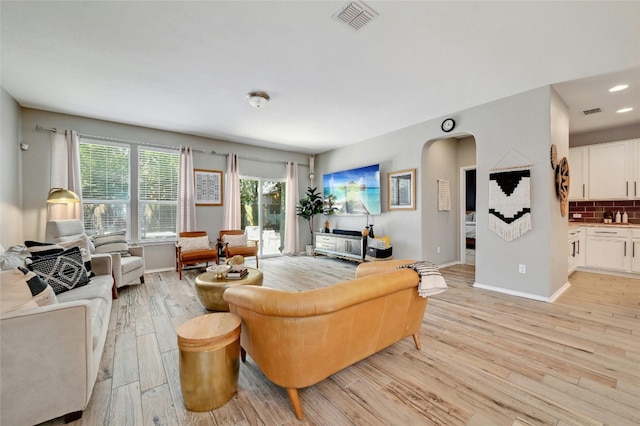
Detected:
left=240, top=177, right=286, bottom=258
left=461, top=167, right=476, bottom=266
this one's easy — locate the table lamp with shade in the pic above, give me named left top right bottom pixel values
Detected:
left=46, top=188, right=80, bottom=220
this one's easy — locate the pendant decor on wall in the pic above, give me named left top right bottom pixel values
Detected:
left=555, top=156, right=570, bottom=217
left=488, top=164, right=532, bottom=242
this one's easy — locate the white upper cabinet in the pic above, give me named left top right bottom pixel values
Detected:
left=588, top=141, right=631, bottom=200
left=568, top=147, right=588, bottom=201
left=632, top=139, right=640, bottom=199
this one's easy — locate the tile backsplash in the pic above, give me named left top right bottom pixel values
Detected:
left=568, top=200, right=640, bottom=224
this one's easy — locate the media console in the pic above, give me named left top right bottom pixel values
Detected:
left=314, top=230, right=365, bottom=263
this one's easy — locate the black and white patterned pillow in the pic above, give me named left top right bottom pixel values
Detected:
left=27, top=247, right=90, bottom=295
left=25, top=239, right=93, bottom=276
left=25, top=240, right=63, bottom=257
left=92, top=231, right=130, bottom=256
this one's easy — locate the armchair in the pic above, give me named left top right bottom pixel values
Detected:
left=219, top=230, right=259, bottom=268
left=176, top=231, right=218, bottom=280
left=45, top=220, right=145, bottom=297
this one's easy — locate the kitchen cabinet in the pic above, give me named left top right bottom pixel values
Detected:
left=588, top=141, right=631, bottom=200
left=314, top=232, right=364, bottom=262
left=632, top=139, right=640, bottom=199
left=632, top=229, right=640, bottom=274
left=568, top=147, right=588, bottom=201
left=570, top=139, right=640, bottom=201
left=568, top=228, right=584, bottom=274
left=584, top=227, right=631, bottom=272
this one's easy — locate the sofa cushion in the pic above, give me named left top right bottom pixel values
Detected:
left=222, top=234, right=247, bottom=247
left=56, top=274, right=113, bottom=306
left=178, top=236, right=211, bottom=252
left=92, top=231, right=130, bottom=256
left=0, top=267, right=58, bottom=313
left=27, top=247, right=90, bottom=295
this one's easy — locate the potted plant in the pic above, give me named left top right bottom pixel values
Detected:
left=296, top=187, right=324, bottom=255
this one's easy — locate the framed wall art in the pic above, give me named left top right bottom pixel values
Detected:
left=388, top=169, right=416, bottom=211
left=194, top=169, right=223, bottom=206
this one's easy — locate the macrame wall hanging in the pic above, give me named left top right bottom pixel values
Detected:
left=489, top=151, right=532, bottom=242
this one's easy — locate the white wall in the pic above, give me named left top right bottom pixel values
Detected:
left=18, top=108, right=311, bottom=270
left=317, top=85, right=569, bottom=299
left=0, top=89, right=23, bottom=249
left=570, top=122, right=640, bottom=147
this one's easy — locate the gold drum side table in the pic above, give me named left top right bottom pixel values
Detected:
left=194, top=267, right=263, bottom=311
left=177, top=313, right=241, bottom=411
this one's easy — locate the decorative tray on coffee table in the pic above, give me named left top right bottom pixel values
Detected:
left=206, top=264, right=231, bottom=278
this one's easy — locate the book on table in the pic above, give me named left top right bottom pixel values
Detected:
left=226, top=269, right=248, bottom=279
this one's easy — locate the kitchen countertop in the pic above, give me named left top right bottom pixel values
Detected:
left=569, top=222, right=640, bottom=229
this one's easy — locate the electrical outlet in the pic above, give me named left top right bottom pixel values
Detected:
left=437, top=246, right=441, bottom=253
left=573, top=213, right=582, bottom=218
left=519, top=264, right=526, bottom=274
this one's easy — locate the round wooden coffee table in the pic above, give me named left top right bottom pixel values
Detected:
left=177, top=313, right=241, bottom=411
left=194, top=267, right=263, bottom=311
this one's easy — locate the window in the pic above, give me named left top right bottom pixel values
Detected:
left=80, top=142, right=130, bottom=236
left=80, top=139, right=179, bottom=241
left=138, top=148, right=179, bottom=240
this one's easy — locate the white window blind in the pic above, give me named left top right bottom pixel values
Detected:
left=138, top=148, right=179, bottom=240
left=80, top=142, right=130, bottom=236
left=80, top=139, right=179, bottom=242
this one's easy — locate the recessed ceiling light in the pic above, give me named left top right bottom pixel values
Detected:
left=609, top=84, right=629, bottom=92
left=617, top=107, right=633, bottom=113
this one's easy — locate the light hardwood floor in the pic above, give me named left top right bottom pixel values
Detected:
left=40, top=256, right=639, bottom=426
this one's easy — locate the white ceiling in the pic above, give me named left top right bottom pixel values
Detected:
left=2, top=1, right=639, bottom=154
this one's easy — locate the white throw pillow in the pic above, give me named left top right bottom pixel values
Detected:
left=178, top=236, right=211, bottom=252
left=222, top=234, right=248, bottom=247
left=0, top=267, right=58, bottom=313
left=92, top=231, right=130, bottom=256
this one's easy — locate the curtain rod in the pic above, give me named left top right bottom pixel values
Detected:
left=35, top=125, right=309, bottom=167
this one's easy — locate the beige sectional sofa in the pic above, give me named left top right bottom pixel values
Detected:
left=0, top=254, right=114, bottom=425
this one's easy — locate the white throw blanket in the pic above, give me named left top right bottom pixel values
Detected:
left=398, top=261, right=448, bottom=298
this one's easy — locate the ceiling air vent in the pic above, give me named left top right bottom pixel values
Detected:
left=582, top=108, right=602, bottom=115
left=333, top=1, right=378, bottom=31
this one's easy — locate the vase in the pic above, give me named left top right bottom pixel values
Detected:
left=368, top=225, right=375, bottom=238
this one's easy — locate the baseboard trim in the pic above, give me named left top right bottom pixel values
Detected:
left=473, top=281, right=571, bottom=303
left=144, top=267, right=175, bottom=273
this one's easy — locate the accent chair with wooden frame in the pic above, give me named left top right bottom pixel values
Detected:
left=176, top=231, right=218, bottom=280
left=219, top=230, right=259, bottom=268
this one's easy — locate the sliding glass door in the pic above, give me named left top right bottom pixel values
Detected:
left=240, top=178, right=286, bottom=257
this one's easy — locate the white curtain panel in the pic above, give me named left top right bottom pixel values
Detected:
left=50, top=130, right=82, bottom=220
left=223, top=153, right=241, bottom=229
left=177, top=146, right=197, bottom=233
left=283, top=162, right=300, bottom=254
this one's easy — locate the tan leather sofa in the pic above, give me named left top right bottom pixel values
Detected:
left=223, top=259, right=427, bottom=420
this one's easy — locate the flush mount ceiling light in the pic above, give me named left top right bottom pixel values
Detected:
left=247, top=91, right=270, bottom=108
left=609, top=84, right=629, bottom=92
left=617, top=107, right=633, bottom=113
